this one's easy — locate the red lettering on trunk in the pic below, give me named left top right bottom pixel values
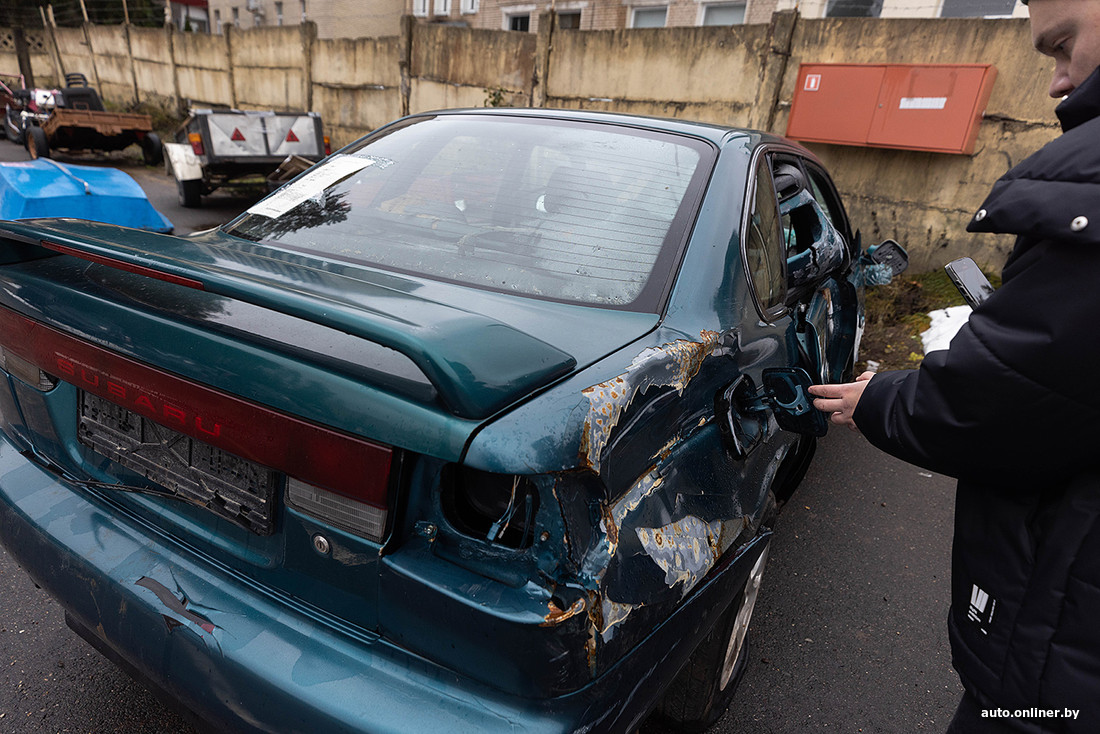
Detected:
left=163, top=404, right=186, bottom=425
left=196, top=416, right=221, bottom=438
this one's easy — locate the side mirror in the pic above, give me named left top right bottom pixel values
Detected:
left=762, top=367, right=828, bottom=437
left=864, top=239, right=909, bottom=278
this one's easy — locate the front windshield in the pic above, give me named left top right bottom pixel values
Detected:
left=225, top=115, right=712, bottom=310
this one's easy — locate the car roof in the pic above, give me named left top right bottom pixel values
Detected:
left=405, top=106, right=791, bottom=149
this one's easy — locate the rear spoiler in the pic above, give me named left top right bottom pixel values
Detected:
left=0, top=220, right=576, bottom=419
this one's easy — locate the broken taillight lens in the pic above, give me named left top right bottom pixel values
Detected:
left=441, top=466, right=539, bottom=549
left=188, top=131, right=204, bottom=156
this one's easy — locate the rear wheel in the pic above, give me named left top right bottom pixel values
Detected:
left=652, top=542, right=771, bottom=732
left=141, top=132, right=164, bottom=166
left=177, top=178, right=202, bottom=208
left=26, top=126, right=49, bottom=159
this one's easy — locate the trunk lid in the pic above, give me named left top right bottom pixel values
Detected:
left=0, top=219, right=658, bottom=632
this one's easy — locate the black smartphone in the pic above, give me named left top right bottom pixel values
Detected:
left=944, top=257, right=994, bottom=308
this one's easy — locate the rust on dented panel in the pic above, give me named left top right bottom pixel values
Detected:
left=541, top=597, right=587, bottom=627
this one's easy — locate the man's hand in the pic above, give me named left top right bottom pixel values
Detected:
left=809, top=371, right=875, bottom=432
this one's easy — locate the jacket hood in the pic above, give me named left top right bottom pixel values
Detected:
left=966, top=66, right=1100, bottom=245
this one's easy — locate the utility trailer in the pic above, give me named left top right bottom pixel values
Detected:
left=8, top=73, right=163, bottom=164
left=165, top=108, right=327, bottom=207
left=30, top=107, right=163, bottom=163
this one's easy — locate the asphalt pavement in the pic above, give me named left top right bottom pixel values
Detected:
left=0, top=142, right=964, bottom=733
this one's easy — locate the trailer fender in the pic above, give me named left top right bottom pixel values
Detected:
left=164, top=142, right=203, bottom=182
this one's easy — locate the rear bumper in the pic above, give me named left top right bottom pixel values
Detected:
left=0, top=438, right=568, bottom=734
left=0, top=435, right=767, bottom=733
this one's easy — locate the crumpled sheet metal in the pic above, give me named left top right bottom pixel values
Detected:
left=635, top=515, right=722, bottom=594
left=580, top=330, right=724, bottom=474
left=580, top=469, right=663, bottom=585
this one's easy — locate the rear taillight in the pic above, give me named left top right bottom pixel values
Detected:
left=287, top=478, right=387, bottom=542
left=0, top=344, right=57, bottom=391
left=0, top=305, right=394, bottom=541
left=441, top=466, right=539, bottom=549
left=188, top=131, right=204, bottom=156
left=323, top=135, right=331, bottom=155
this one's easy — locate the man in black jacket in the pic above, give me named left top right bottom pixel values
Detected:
left=810, top=1, right=1100, bottom=731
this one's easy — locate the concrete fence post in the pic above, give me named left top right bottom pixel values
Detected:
left=40, top=6, right=66, bottom=85
left=80, top=22, right=104, bottom=93
left=533, top=10, right=555, bottom=108
left=225, top=24, right=238, bottom=108
left=750, top=8, right=799, bottom=133
left=14, top=27, right=35, bottom=89
left=301, top=21, right=316, bottom=114
left=167, top=25, right=183, bottom=115
left=398, top=14, right=414, bottom=117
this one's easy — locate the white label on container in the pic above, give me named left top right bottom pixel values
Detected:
left=899, top=97, right=947, bottom=110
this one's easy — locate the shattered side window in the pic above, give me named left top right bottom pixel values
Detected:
left=225, top=115, right=714, bottom=312
left=742, top=156, right=786, bottom=318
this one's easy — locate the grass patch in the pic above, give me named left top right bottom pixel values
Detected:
left=859, top=266, right=1001, bottom=372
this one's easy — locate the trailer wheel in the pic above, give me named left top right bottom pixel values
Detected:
left=177, top=178, right=202, bottom=208
left=142, top=133, right=164, bottom=166
left=26, top=126, right=49, bottom=160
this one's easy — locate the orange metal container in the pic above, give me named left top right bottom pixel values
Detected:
left=786, top=63, right=998, bottom=155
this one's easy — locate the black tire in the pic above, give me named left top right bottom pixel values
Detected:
left=177, top=177, right=202, bottom=208
left=26, top=126, right=49, bottom=160
left=652, top=543, right=770, bottom=732
left=141, top=132, right=164, bottom=166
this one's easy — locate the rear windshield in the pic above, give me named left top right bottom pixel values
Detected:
left=224, top=115, right=713, bottom=311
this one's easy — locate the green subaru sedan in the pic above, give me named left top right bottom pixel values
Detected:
left=0, top=108, right=903, bottom=733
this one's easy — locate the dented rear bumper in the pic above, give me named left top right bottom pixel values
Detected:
left=0, top=437, right=769, bottom=733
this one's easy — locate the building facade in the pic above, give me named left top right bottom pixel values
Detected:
left=205, top=0, right=1025, bottom=38
left=206, top=0, right=404, bottom=37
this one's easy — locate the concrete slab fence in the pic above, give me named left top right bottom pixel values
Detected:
left=0, top=14, right=1062, bottom=272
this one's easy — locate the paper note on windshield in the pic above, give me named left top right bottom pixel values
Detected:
left=247, top=155, right=375, bottom=219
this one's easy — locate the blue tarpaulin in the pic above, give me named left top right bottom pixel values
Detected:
left=0, top=159, right=173, bottom=232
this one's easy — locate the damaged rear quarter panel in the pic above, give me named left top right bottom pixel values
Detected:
left=463, top=318, right=797, bottom=679
left=458, top=140, right=806, bottom=684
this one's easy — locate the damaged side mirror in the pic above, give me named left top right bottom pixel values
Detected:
left=861, top=238, right=909, bottom=285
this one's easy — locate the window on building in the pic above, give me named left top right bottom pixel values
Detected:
left=701, top=2, right=745, bottom=25
left=214, top=8, right=222, bottom=32
left=413, top=0, right=429, bottom=15
left=557, top=11, right=581, bottom=28
left=461, top=0, right=479, bottom=13
left=232, top=7, right=241, bottom=27
left=275, top=1, right=284, bottom=24
left=825, top=0, right=882, bottom=17
left=939, top=0, right=1016, bottom=16
left=434, top=0, right=451, bottom=14
left=508, top=13, right=530, bottom=31
left=631, top=6, right=667, bottom=27
left=300, top=0, right=307, bottom=20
